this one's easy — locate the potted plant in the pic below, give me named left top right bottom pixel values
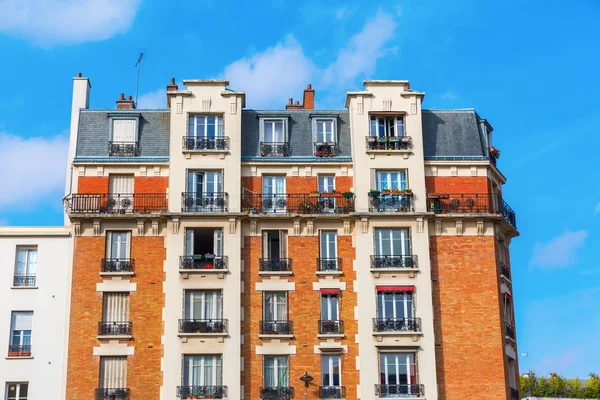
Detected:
left=377, top=137, right=387, bottom=143
left=367, top=136, right=376, bottom=143
left=342, top=191, right=354, bottom=198
left=309, top=191, right=320, bottom=198
left=391, top=187, right=401, bottom=195
left=381, top=189, right=391, bottom=195
left=388, top=136, right=400, bottom=142
left=403, top=188, right=413, bottom=195
left=369, top=190, right=381, bottom=197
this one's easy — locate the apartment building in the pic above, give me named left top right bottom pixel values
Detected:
left=0, top=227, right=72, bottom=400
left=62, top=74, right=520, bottom=400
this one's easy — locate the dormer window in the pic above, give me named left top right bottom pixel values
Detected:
left=312, top=116, right=338, bottom=157
left=109, top=117, right=139, bottom=156
left=263, top=120, right=286, bottom=143
left=370, top=115, right=404, bottom=138
left=316, top=120, right=335, bottom=143
left=367, top=114, right=411, bottom=151
left=184, top=115, right=228, bottom=151
left=260, top=117, right=289, bottom=157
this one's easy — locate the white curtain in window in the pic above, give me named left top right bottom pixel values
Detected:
left=376, top=171, right=407, bottom=191
left=379, top=353, right=416, bottom=386
left=322, top=355, right=341, bottom=386
left=375, top=229, right=409, bottom=256
left=16, top=249, right=36, bottom=276
left=317, top=120, right=334, bottom=143
left=190, top=116, right=224, bottom=138
left=109, top=174, right=134, bottom=195
left=184, top=355, right=222, bottom=386
left=264, top=292, right=287, bottom=321
left=100, top=356, right=127, bottom=388
left=103, top=293, right=130, bottom=322
left=320, top=295, right=339, bottom=320
left=320, top=231, right=337, bottom=259
left=108, top=232, right=130, bottom=259
left=264, top=121, right=284, bottom=142
left=317, top=176, right=335, bottom=193
left=112, top=120, right=135, bottom=142
left=185, top=291, right=222, bottom=320
left=264, top=356, right=289, bottom=387
left=214, top=229, right=222, bottom=256
left=11, top=312, right=33, bottom=331
left=377, top=292, right=413, bottom=319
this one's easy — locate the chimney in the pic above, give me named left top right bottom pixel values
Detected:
left=303, top=83, right=315, bottom=110
left=166, top=77, right=178, bottom=108
left=116, top=93, right=135, bottom=109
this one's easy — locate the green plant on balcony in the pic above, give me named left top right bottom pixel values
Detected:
left=369, top=190, right=381, bottom=197
left=342, top=191, right=354, bottom=198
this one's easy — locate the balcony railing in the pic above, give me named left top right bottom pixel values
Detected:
left=319, top=320, right=344, bottom=335
left=375, top=384, right=424, bottom=397
left=427, top=194, right=518, bottom=230
left=260, top=258, right=292, bottom=272
left=13, top=275, right=36, bottom=287
left=182, top=192, right=228, bottom=212
left=109, top=141, right=138, bottom=157
left=259, top=386, right=294, bottom=399
left=177, top=385, right=227, bottom=399
left=7, top=345, right=31, bottom=356
left=180, top=255, right=228, bottom=270
left=179, top=319, right=228, bottom=334
left=101, top=258, right=134, bottom=273
left=319, top=386, right=345, bottom=399
left=370, top=255, right=418, bottom=269
left=500, top=261, right=511, bottom=280
left=505, top=323, right=515, bottom=340
left=373, top=317, right=421, bottom=333
left=510, top=387, right=519, bottom=400
left=317, top=258, right=341, bottom=272
left=98, top=321, right=133, bottom=336
left=65, top=193, right=167, bottom=214
left=368, top=193, right=414, bottom=212
left=366, top=136, right=412, bottom=151
left=314, top=142, right=340, bottom=157
left=260, top=142, right=290, bottom=157
left=260, top=320, right=293, bottom=335
left=242, top=193, right=355, bottom=214
left=182, top=136, right=230, bottom=151
left=95, top=388, right=131, bottom=400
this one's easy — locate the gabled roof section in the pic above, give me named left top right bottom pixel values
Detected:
left=422, top=109, right=486, bottom=158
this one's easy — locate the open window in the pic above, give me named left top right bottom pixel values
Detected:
left=262, top=230, right=287, bottom=260
left=184, top=228, right=224, bottom=270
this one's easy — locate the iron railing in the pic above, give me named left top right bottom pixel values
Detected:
left=370, top=255, right=418, bottom=269
left=260, top=258, right=292, bottom=272
left=373, top=317, right=421, bottom=333
left=366, top=136, right=412, bottom=151
left=317, top=258, right=341, bottom=272
left=427, top=194, right=517, bottom=230
left=8, top=344, right=31, bottom=356
left=319, top=320, right=344, bottom=335
left=98, top=321, right=133, bottom=336
left=180, top=255, right=228, bottom=270
left=260, top=320, right=293, bottom=335
left=375, top=384, right=424, bottom=397
left=490, top=152, right=498, bottom=166
left=13, top=275, right=36, bottom=286
left=314, top=142, right=340, bottom=157
left=500, top=261, right=511, bottom=280
left=242, top=193, right=355, bottom=214
left=65, top=193, right=167, bottom=214
left=368, top=193, right=414, bottom=212
left=109, top=141, right=138, bottom=157
left=505, top=323, right=515, bottom=340
left=177, top=385, right=227, bottom=399
left=510, top=387, right=519, bottom=400
left=95, top=388, right=131, bottom=400
left=179, top=319, right=228, bottom=334
left=260, top=142, right=290, bottom=157
left=101, top=258, right=134, bottom=273
left=259, top=386, right=294, bottom=399
left=499, top=197, right=517, bottom=229
left=181, top=192, right=228, bottom=212
left=319, top=386, right=345, bottom=399
left=182, top=136, right=230, bottom=151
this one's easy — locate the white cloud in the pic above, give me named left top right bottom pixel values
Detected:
left=137, top=89, right=167, bottom=109
left=529, top=230, right=588, bottom=269
left=441, top=91, right=458, bottom=100
left=0, top=0, right=141, bottom=46
left=0, top=132, right=68, bottom=207
left=594, top=201, right=600, bottom=215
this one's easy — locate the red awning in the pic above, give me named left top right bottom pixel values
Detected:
left=504, top=292, right=512, bottom=299
left=376, top=285, right=414, bottom=292
left=320, top=288, right=340, bottom=295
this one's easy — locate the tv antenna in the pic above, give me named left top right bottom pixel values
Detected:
left=135, top=50, right=145, bottom=107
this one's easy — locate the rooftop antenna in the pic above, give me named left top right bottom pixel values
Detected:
left=134, top=50, right=144, bottom=107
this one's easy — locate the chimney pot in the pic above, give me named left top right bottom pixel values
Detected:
left=307, top=84, right=312, bottom=90
left=116, top=93, right=135, bottom=109
left=120, top=93, right=125, bottom=100
left=170, top=77, right=175, bottom=85
left=295, top=100, right=300, bottom=105
left=128, top=95, right=132, bottom=101
left=289, top=98, right=293, bottom=105
left=303, top=83, right=315, bottom=110
left=77, top=72, right=82, bottom=78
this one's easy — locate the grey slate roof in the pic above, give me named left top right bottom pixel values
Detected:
left=422, top=109, right=486, bottom=158
left=241, top=110, right=351, bottom=159
left=75, top=110, right=170, bottom=158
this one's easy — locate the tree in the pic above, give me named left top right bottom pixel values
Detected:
left=548, top=372, right=567, bottom=397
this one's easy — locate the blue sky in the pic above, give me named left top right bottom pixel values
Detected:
left=1, top=0, right=599, bottom=378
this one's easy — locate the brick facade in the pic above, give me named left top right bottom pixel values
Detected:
left=133, top=177, right=168, bottom=194
left=77, top=177, right=109, bottom=194
left=425, top=176, right=491, bottom=195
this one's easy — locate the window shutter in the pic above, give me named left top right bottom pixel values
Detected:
left=370, top=169, right=377, bottom=190
left=279, top=231, right=287, bottom=258
left=11, top=312, right=33, bottom=331
left=100, top=356, right=127, bottom=388
left=103, top=292, right=129, bottom=322
left=214, top=229, right=222, bottom=256
left=262, top=231, right=269, bottom=257
left=185, top=229, right=194, bottom=256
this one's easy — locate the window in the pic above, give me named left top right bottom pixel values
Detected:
left=100, top=293, right=130, bottom=336
left=185, top=228, right=223, bottom=257
left=106, top=231, right=130, bottom=260
left=498, top=240, right=506, bottom=264
left=374, top=229, right=410, bottom=256
left=377, top=289, right=413, bottom=320
left=185, top=290, right=223, bottom=320
left=262, top=176, right=286, bottom=213
left=263, top=120, right=286, bottom=143
left=320, top=291, right=340, bottom=321
left=318, top=176, right=335, bottom=194
left=5, top=383, right=28, bottom=400
left=264, top=356, right=289, bottom=387
left=370, top=116, right=404, bottom=138
left=376, top=171, right=407, bottom=192
left=322, top=355, right=341, bottom=387
left=263, top=292, right=287, bottom=321
left=108, top=174, right=134, bottom=212
left=182, top=355, right=223, bottom=388
left=188, top=115, right=224, bottom=139
left=379, top=353, right=417, bottom=394
left=262, top=231, right=287, bottom=260
left=110, top=119, right=138, bottom=156
left=185, top=171, right=224, bottom=212
left=315, top=119, right=335, bottom=143
left=14, top=247, right=37, bottom=287
left=504, top=294, right=513, bottom=326
left=507, top=358, right=517, bottom=389
left=319, top=231, right=338, bottom=270
left=99, top=356, right=127, bottom=389
left=9, top=312, right=32, bottom=356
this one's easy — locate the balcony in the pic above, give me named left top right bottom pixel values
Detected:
left=108, top=141, right=138, bottom=157
left=181, top=193, right=228, bottom=212
left=318, top=320, right=344, bottom=336
left=375, top=384, right=424, bottom=398
left=259, top=386, right=294, bottom=399
left=259, top=258, right=292, bottom=275
left=101, top=258, right=134, bottom=275
left=65, top=193, right=168, bottom=215
left=373, top=318, right=421, bottom=333
left=95, top=388, right=130, bottom=400
left=317, top=258, right=341, bottom=275
left=98, top=321, right=133, bottom=338
left=505, top=323, right=516, bottom=341
left=182, top=136, right=230, bottom=152
left=500, top=261, right=511, bottom=281
left=177, top=385, right=227, bottom=399
left=319, top=386, right=345, bottom=399
left=427, top=194, right=517, bottom=230
left=260, top=320, right=293, bottom=337
left=510, top=387, right=519, bottom=400
left=368, top=193, right=414, bottom=212
left=13, top=275, right=36, bottom=287
left=260, top=141, right=290, bottom=157
left=179, top=255, right=228, bottom=276
left=178, top=319, right=228, bottom=336
left=366, top=136, right=412, bottom=151
left=7, top=344, right=31, bottom=357
left=242, top=193, right=355, bottom=214
left=314, top=142, right=340, bottom=157
left=371, top=255, right=417, bottom=270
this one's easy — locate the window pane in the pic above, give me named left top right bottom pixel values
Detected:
left=16, top=250, right=27, bottom=275
left=274, top=122, right=284, bottom=141
left=206, top=117, right=215, bottom=138
left=27, top=250, right=37, bottom=275
left=264, top=122, right=273, bottom=142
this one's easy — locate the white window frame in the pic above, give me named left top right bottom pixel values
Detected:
left=321, top=355, right=341, bottom=387
left=376, top=171, right=407, bottom=192
left=374, top=228, right=410, bottom=257
left=263, top=356, right=289, bottom=387
left=184, top=290, right=223, bottom=320
left=182, top=354, right=223, bottom=387
left=377, top=291, right=413, bottom=320
left=314, top=119, right=336, bottom=143
left=379, top=353, right=417, bottom=389
left=106, top=231, right=131, bottom=259
left=5, top=382, right=28, bottom=400
left=102, top=292, right=130, bottom=323
left=188, top=115, right=224, bottom=138
left=319, top=231, right=338, bottom=260
left=10, top=311, right=33, bottom=348
left=110, top=117, right=139, bottom=143
left=14, top=247, right=37, bottom=279
left=317, top=175, right=335, bottom=194
left=185, top=228, right=223, bottom=257
left=370, top=115, right=405, bottom=138
left=99, top=356, right=127, bottom=389
left=263, top=292, right=288, bottom=321
left=261, top=119, right=287, bottom=143
left=262, top=176, right=287, bottom=213
left=320, top=293, right=340, bottom=321
left=187, top=170, right=223, bottom=194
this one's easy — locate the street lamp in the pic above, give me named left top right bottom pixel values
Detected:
left=300, top=372, right=314, bottom=400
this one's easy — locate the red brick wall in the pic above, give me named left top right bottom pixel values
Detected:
left=425, top=177, right=490, bottom=195
left=134, top=177, right=168, bottom=194
left=286, top=177, right=317, bottom=194
left=242, top=177, right=262, bottom=194
left=78, top=177, right=109, bottom=194
left=335, top=176, right=353, bottom=192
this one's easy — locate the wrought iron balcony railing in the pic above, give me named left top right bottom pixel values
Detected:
left=260, top=142, right=290, bottom=157
left=98, top=321, right=133, bottom=336
left=373, top=317, right=421, bottom=333
left=368, top=193, right=414, bottom=212
left=8, top=344, right=31, bottom=356
left=317, top=258, right=341, bottom=272
left=500, top=261, right=511, bottom=280
left=318, top=320, right=344, bottom=335
left=314, top=142, right=340, bottom=157
left=260, top=320, right=293, bottom=335
left=13, top=275, right=36, bottom=286
left=65, top=193, right=168, bottom=214
left=95, top=388, right=131, bottom=400
left=260, top=258, right=292, bottom=272
left=259, top=386, right=294, bottom=399
left=180, top=255, right=228, bottom=270
left=366, top=136, right=412, bottom=151
left=177, top=385, right=227, bottom=399
left=370, top=255, right=418, bottom=269
left=101, top=258, right=134, bottom=273
left=179, top=319, right=228, bottom=334
left=510, top=387, right=519, bottom=400
left=242, top=193, right=355, bottom=214
left=375, top=384, right=424, bottom=397
left=319, top=386, right=345, bottom=399
left=505, top=323, right=516, bottom=340
left=182, top=136, right=230, bottom=151
left=181, top=192, right=228, bottom=212
left=109, top=141, right=139, bottom=157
